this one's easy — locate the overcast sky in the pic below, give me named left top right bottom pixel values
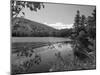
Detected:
left=18, top=2, right=95, bottom=29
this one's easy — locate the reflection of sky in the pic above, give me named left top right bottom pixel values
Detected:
left=18, top=3, right=95, bottom=29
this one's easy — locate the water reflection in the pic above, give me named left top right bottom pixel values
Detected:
left=12, top=42, right=74, bottom=73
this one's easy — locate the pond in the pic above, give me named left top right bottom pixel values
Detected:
left=11, top=37, right=74, bottom=73
left=12, top=37, right=71, bottom=43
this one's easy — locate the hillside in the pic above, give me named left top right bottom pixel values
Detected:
left=12, top=17, right=58, bottom=37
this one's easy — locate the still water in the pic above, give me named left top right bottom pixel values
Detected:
left=12, top=37, right=74, bottom=73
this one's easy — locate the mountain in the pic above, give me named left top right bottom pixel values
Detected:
left=12, top=17, right=58, bottom=37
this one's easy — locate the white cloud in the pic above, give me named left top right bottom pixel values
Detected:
left=44, top=22, right=73, bottom=30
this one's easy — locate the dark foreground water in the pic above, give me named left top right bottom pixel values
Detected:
left=12, top=37, right=74, bottom=73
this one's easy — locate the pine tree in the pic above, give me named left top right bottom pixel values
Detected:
left=80, top=15, right=86, bottom=29
left=74, top=10, right=81, bottom=35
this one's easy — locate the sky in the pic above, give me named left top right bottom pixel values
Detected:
left=18, top=2, right=95, bottom=30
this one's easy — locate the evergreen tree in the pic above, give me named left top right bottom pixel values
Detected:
left=80, top=15, right=86, bottom=30
left=74, top=10, right=81, bottom=35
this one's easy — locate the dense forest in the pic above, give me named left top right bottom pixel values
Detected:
left=72, top=8, right=96, bottom=68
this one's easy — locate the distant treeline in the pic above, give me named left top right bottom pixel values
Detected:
left=12, top=17, right=73, bottom=37
left=12, top=28, right=73, bottom=37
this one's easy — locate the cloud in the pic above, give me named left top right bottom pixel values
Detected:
left=44, top=22, right=73, bottom=30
